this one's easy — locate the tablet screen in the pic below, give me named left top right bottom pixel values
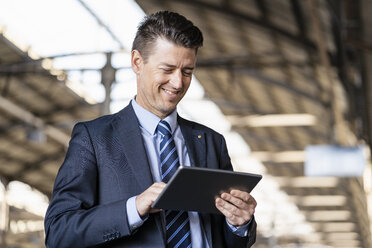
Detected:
left=152, top=166, right=262, bottom=214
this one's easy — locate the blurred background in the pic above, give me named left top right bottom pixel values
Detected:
left=0, top=0, right=372, bottom=247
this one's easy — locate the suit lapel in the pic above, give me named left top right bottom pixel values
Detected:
left=178, top=116, right=207, bottom=168
left=112, top=104, right=154, bottom=193
left=178, top=116, right=212, bottom=247
left=112, top=104, right=167, bottom=246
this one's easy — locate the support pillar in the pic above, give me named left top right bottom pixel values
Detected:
left=101, top=52, right=116, bottom=115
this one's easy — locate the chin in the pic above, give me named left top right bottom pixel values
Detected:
left=160, top=106, right=176, bottom=115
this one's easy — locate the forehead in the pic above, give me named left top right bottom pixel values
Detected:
left=146, top=38, right=197, bottom=65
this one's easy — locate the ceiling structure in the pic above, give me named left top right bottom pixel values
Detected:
left=132, top=0, right=372, bottom=247
left=0, top=32, right=100, bottom=196
left=0, top=31, right=100, bottom=247
left=0, top=0, right=372, bottom=247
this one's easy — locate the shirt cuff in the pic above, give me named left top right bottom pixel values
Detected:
left=126, top=196, right=148, bottom=231
left=225, top=217, right=252, bottom=237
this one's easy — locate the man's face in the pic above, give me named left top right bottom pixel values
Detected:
left=132, top=38, right=197, bottom=119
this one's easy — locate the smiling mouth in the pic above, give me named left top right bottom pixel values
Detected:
left=162, top=88, right=181, bottom=96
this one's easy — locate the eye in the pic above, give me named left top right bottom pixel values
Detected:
left=162, top=68, right=173, bottom=73
left=182, top=71, right=193, bottom=77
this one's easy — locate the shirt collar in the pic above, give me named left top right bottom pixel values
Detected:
left=131, top=97, right=178, bottom=135
left=163, top=109, right=178, bottom=135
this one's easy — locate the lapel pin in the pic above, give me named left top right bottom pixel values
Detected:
left=198, top=135, right=202, bottom=139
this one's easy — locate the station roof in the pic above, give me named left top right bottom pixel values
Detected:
left=133, top=0, right=372, bottom=247
left=0, top=31, right=100, bottom=197
left=1, top=0, right=372, bottom=247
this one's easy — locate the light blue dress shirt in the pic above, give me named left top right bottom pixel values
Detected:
left=126, top=99, right=249, bottom=247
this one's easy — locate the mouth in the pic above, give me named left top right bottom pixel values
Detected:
left=162, top=88, right=181, bottom=97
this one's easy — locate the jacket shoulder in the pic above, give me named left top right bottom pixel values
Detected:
left=76, top=104, right=133, bottom=131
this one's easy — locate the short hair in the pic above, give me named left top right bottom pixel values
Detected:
left=132, top=11, right=203, bottom=62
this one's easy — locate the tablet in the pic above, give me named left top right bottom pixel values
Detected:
left=152, top=166, right=262, bottom=214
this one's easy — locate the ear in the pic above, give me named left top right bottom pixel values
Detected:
left=131, top=50, right=143, bottom=74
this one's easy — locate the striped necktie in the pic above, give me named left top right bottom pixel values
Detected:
left=158, top=120, right=192, bottom=248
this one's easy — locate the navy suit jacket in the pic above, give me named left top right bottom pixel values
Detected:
left=44, top=103, right=256, bottom=248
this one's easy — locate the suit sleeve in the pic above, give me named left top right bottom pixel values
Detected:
left=44, top=123, right=132, bottom=248
left=219, top=135, right=257, bottom=248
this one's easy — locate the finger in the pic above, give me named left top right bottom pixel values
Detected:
left=216, top=197, right=251, bottom=220
left=217, top=197, right=254, bottom=221
left=215, top=198, right=249, bottom=226
left=147, top=183, right=166, bottom=195
left=151, top=182, right=166, bottom=190
left=216, top=197, right=245, bottom=216
left=230, top=190, right=251, bottom=202
left=221, top=193, right=249, bottom=210
left=154, top=182, right=166, bottom=187
left=215, top=198, right=238, bottom=219
left=147, top=183, right=167, bottom=203
left=136, top=183, right=167, bottom=216
left=230, top=190, right=257, bottom=208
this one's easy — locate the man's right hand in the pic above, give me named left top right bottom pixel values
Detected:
left=136, top=182, right=166, bottom=217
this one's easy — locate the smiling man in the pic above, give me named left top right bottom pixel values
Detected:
left=45, top=11, right=257, bottom=248
left=132, top=37, right=195, bottom=119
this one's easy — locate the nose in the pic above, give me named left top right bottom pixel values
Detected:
left=169, top=70, right=183, bottom=89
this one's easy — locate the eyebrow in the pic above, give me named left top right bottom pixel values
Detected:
left=159, top=63, right=194, bottom=70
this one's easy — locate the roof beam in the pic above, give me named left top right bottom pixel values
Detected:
left=196, top=54, right=310, bottom=69
left=0, top=33, right=30, bottom=61
left=0, top=150, right=29, bottom=167
left=305, top=210, right=352, bottom=221
left=172, top=0, right=316, bottom=50
left=290, top=0, right=308, bottom=40
left=227, top=114, right=317, bottom=127
left=0, top=61, right=43, bottom=74
left=275, top=176, right=340, bottom=188
left=254, top=0, right=319, bottom=151
left=250, top=150, right=305, bottom=163
left=239, top=129, right=299, bottom=150
left=0, top=95, right=69, bottom=147
left=197, top=65, right=326, bottom=106
left=312, top=222, right=356, bottom=232
left=290, top=195, right=347, bottom=207
left=12, top=151, right=64, bottom=179
left=233, top=67, right=327, bottom=105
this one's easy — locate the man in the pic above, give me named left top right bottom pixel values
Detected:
left=45, top=11, right=257, bottom=248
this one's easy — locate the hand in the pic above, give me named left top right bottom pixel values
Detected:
left=215, top=189, right=257, bottom=227
left=136, top=182, right=166, bottom=217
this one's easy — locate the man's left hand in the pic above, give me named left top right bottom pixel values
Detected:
left=215, top=190, right=257, bottom=227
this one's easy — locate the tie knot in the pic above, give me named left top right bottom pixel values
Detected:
left=158, top=120, right=172, bottom=136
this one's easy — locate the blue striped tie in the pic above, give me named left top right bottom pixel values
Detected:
left=158, top=120, right=192, bottom=248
